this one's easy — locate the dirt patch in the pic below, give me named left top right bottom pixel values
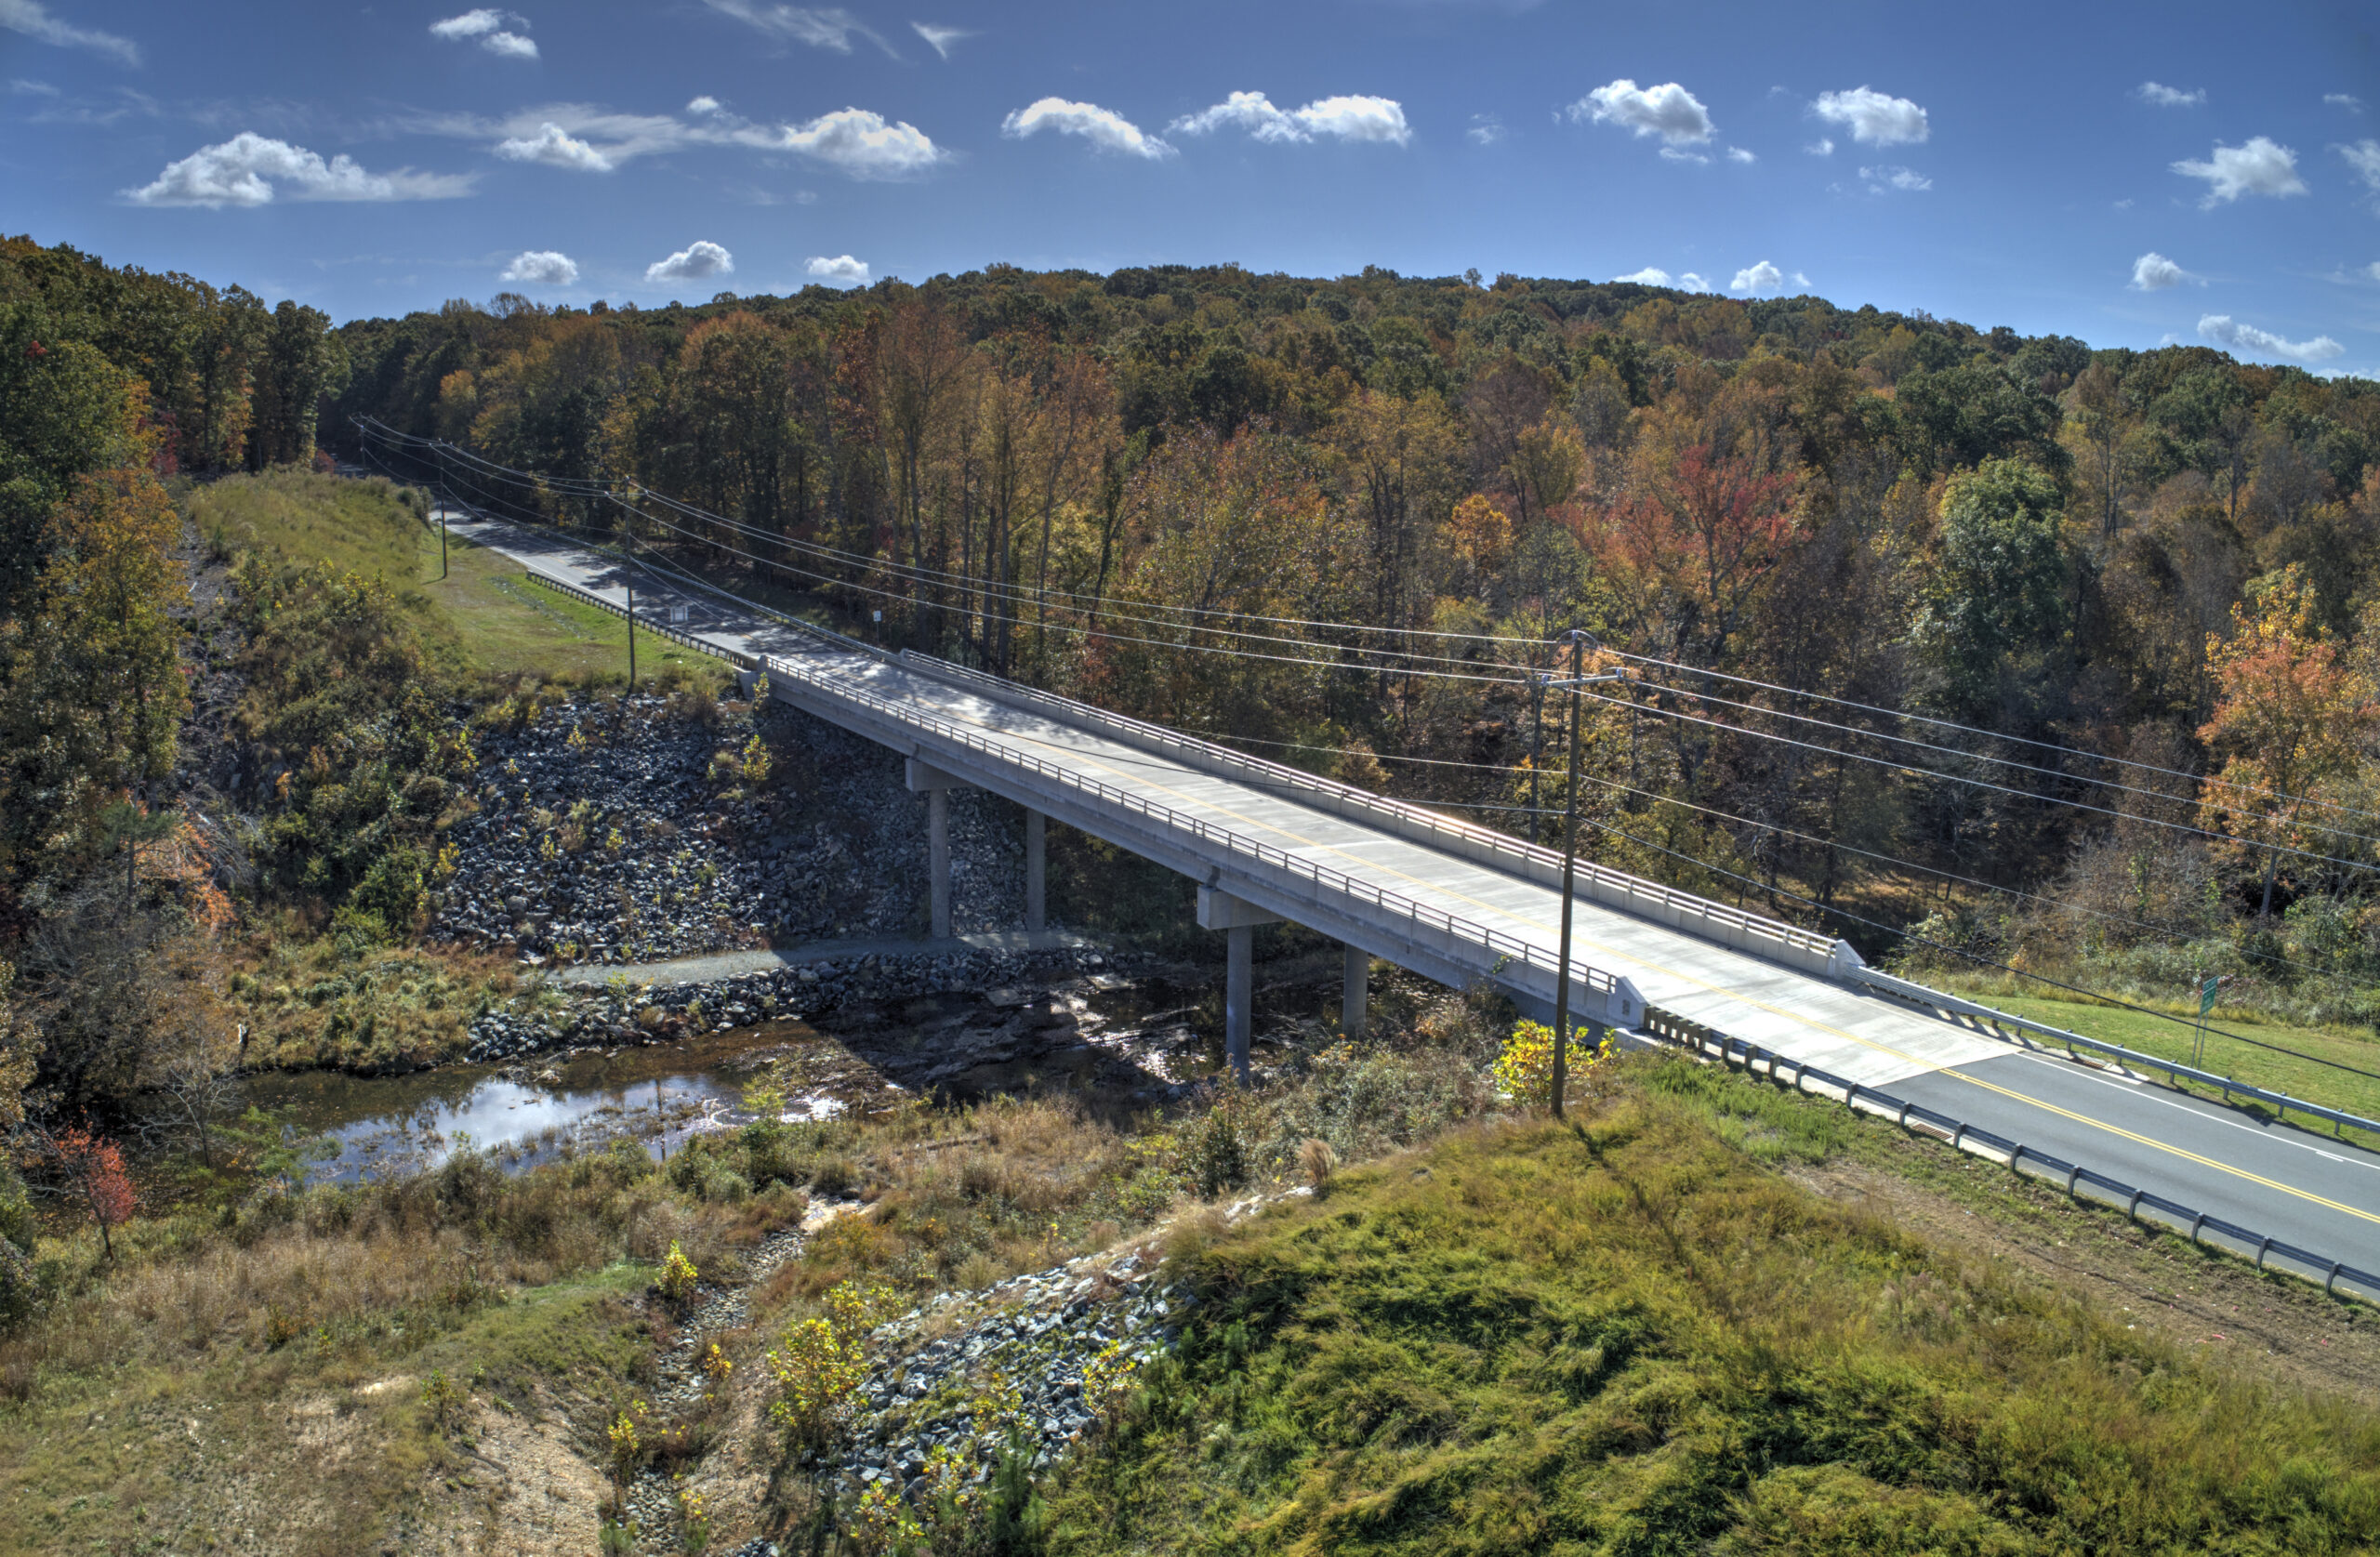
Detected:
left=1787, top=1141, right=2380, bottom=1406
left=408, top=1392, right=608, bottom=1557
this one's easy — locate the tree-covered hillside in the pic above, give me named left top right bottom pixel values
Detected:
left=322, top=257, right=2380, bottom=1013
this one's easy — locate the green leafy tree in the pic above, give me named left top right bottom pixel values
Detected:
left=1911, top=457, right=2073, bottom=721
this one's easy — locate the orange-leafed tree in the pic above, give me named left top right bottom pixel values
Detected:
left=36, top=1124, right=136, bottom=1261
left=2197, top=565, right=2380, bottom=917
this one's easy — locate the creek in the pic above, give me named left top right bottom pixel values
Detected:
left=240, top=1021, right=860, bottom=1183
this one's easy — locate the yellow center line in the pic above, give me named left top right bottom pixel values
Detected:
left=825, top=663, right=2380, bottom=1228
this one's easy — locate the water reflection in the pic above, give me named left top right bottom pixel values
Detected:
left=241, top=1020, right=858, bottom=1182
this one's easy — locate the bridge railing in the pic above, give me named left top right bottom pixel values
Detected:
left=1639, top=1006, right=2380, bottom=1305
left=766, top=652, right=1641, bottom=1023
left=902, top=653, right=1844, bottom=975
left=519, top=570, right=759, bottom=668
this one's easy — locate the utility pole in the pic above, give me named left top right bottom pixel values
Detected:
left=1545, top=629, right=1628, bottom=1121
left=438, top=498, right=448, bottom=579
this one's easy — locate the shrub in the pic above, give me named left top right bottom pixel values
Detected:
left=1492, top=1019, right=1615, bottom=1109
left=764, top=1280, right=882, bottom=1456
left=658, top=1240, right=699, bottom=1304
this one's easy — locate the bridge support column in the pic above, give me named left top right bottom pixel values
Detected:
left=1342, top=944, right=1369, bottom=1036
left=1197, top=886, right=1282, bottom=1082
left=907, top=759, right=974, bottom=941
left=1025, top=809, right=1046, bottom=933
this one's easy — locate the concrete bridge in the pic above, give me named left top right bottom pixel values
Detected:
left=439, top=503, right=2380, bottom=1298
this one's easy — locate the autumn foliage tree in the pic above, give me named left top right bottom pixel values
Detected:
left=2197, top=566, right=2380, bottom=917
left=33, top=1124, right=136, bottom=1260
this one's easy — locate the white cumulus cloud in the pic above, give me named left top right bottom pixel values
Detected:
left=126, top=132, right=472, bottom=206
left=2172, top=137, right=2307, bottom=205
left=1569, top=79, right=1713, bottom=145
left=1730, top=259, right=1786, bottom=295
left=805, top=254, right=868, bottom=285
left=501, top=249, right=577, bottom=285
left=1860, top=164, right=1931, bottom=192
left=646, top=241, right=733, bottom=284
left=430, top=8, right=537, bottom=59
left=0, top=0, right=139, bottom=66
left=704, top=1, right=890, bottom=56
left=496, top=121, right=613, bottom=171
left=2199, top=314, right=2344, bottom=363
left=910, top=21, right=968, bottom=58
left=1726, top=146, right=1756, bottom=164
left=768, top=106, right=943, bottom=177
left=2328, top=94, right=2365, bottom=112
left=2131, top=251, right=2189, bottom=289
left=2340, top=139, right=2380, bottom=191
left=1001, top=98, right=1171, bottom=158
left=1170, top=90, right=1410, bottom=145
left=2135, top=82, right=2203, bottom=107
left=1468, top=114, right=1504, bottom=146
left=1613, top=267, right=1672, bottom=285
left=1677, top=271, right=1711, bottom=293
left=1805, top=137, right=1834, bottom=156
left=687, top=95, right=722, bottom=115
left=1813, top=86, right=1928, bottom=146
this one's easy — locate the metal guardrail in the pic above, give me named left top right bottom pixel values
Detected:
left=519, top=569, right=758, bottom=670
left=1638, top=1006, right=2380, bottom=1305
left=905, top=654, right=2380, bottom=1138
left=1855, top=967, right=2380, bottom=1142
left=766, top=651, right=1644, bottom=1022
left=905, top=653, right=1844, bottom=968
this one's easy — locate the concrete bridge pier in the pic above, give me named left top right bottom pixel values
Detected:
left=907, top=759, right=973, bottom=940
left=1025, top=808, right=1046, bottom=933
left=1197, top=886, right=1281, bottom=1082
left=1342, top=944, right=1369, bottom=1036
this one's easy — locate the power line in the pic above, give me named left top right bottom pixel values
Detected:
left=353, top=416, right=2380, bottom=827
left=1628, top=671, right=2380, bottom=851
left=1578, top=684, right=2380, bottom=879
left=352, top=422, right=2380, bottom=872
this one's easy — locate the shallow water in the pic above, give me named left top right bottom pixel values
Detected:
left=242, top=1021, right=860, bottom=1182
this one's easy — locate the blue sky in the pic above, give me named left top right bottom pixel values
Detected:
left=5, top=0, right=2376, bottom=373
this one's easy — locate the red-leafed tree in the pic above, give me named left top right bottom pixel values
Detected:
left=37, top=1125, right=136, bottom=1261
left=1602, top=440, right=1802, bottom=668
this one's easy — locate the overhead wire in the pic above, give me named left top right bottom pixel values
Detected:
left=353, top=422, right=2380, bottom=875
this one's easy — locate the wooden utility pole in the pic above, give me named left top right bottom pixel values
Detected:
left=1547, top=630, right=1627, bottom=1121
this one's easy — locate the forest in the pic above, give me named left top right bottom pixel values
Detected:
left=322, top=250, right=2380, bottom=1024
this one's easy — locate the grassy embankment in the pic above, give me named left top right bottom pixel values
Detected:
left=186, top=468, right=718, bottom=686
left=8, top=974, right=2378, bottom=1553
left=1038, top=1060, right=2380, bottom=1555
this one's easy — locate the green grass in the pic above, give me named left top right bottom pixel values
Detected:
left=1926, top=979, right=2380, bottom=1143
left=187, top=468, right=719, bottom=685
left=1038, top=1062, right=2380, bottom=1556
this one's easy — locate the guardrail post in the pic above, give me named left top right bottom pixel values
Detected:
left=1025, top=808, right=1047, bottom=933
left=2188, top=1211, right=2208, bottom=1246
left=1951, top=1123, right=1967, bottom=1152
left=2256, top=1236, right=2273, bottom=1271
left=2066, top=1164, right=2082, bottom=1197
left=2127, top=1187, right=2144, bottom=1223
left=2009, top=1143, right=2027, bottom=1172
